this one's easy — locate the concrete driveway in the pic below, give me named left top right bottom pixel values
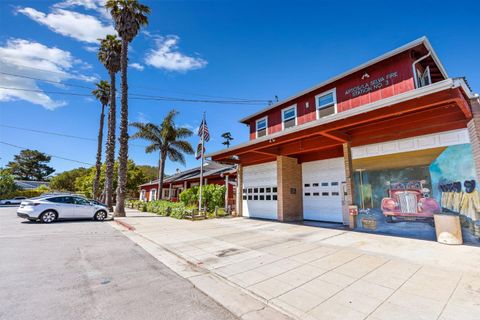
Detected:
left=0, top=207, right=236, bottom=320
left=117, top=210, right=480, bottom=320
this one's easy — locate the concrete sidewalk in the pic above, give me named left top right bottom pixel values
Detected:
left=114, top=209, right=480, bottom=320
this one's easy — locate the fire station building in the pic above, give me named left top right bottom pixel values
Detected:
left=209, top=37, right=480, bottom=243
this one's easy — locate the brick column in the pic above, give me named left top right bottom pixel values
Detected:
left=467, top=98, right=480, bottom=180
left=235, top=164, right=243, bottom=217
left=277, top=156, right=303, bottom=222
left=342, top=142, right=355, bottom=226
left=224, top=174, right=229, bottom=210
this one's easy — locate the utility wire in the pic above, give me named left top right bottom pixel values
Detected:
left=0, top=141, right=94, bottom=166
left=0, top=86, right=268, bottom=105
left=0, top=124, right=148, bottom=148
left=1, top=67, right=272, bottom=103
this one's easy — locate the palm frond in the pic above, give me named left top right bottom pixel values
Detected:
left=167, top=147, right=186, bottom=166
left=169, top=140, right=194, bottom=155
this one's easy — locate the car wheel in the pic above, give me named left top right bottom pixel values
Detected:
left=5, top=201, right=11, bottom=205
left=40, top=210, right=57, bottom=223
left=94, top=210, right=107, bottom=221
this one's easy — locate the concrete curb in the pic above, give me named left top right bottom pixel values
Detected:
left=114, top=219, right=136, bottom=231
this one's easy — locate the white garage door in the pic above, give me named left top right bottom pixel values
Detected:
left=302, top=158, right=345, bottom=222
left=242, top=162, right=278, bottom=220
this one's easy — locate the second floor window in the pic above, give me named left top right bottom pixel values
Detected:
left=256, top=117, right=267, bottom=138
left=316, top=89, right=336, bottom=118
left=417, top=66, right=431, bottom=88
left=282, top=105, right=297, bottom=129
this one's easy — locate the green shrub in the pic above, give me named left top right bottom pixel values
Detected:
left=0, top=189, right=45, bottom=200
left=179, top=185, right=226, bottom=212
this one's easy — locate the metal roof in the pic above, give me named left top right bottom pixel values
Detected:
left=139, top=161, right=236, bottom=187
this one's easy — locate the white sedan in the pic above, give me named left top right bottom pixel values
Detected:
left=0, top=196, right=27, bottom=205
left=17, top=195, right=109, bottom=223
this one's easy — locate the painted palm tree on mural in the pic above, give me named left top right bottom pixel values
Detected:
left=130, top=110, right=194, bottom=201
left=106, top=0, right=150, bottom=216
left=91, top=80, right=111, bottom=200
left=98, top=34, right=121, bottom=211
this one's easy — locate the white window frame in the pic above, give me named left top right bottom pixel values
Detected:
left=150, top=189, right=157, bottom=201
left=281, top=104, right=297, bottom=130
left=417, top=66, right=431, bottom=88
left=140, top=189, right=146, bottom=201
left=315, top=88, right=337, bottom=119
left=255, top=116, right=268, bottom=138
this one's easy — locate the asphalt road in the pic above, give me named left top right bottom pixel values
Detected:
left=0, top=207, right=237, bottom=320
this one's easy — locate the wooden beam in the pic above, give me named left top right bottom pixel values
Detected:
left=321, top=130, right=350, bottom=142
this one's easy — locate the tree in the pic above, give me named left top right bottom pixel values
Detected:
left=130, top=110, right=194, bottom=201
left=91, top=80, right=110, bottom=200
left=106, top=0, right=150, bottom=216
left=6, top=149, right=54, bottom=181
left=0, top=169, right=18, bottom=195
left=98, top=34, right=121, bottom=211
left=137, top=165, right=158, bottom=181
left=49, top=167, right=88, bottom=192
left=221, top=132, right=234, bottom=148
left=75, top=160, right=147, bottom=199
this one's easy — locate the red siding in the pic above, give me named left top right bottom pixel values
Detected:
left=249, top=51, right=416, bottom=140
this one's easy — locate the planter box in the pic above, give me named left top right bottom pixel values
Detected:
left=433, top=213, right=463, bottom=245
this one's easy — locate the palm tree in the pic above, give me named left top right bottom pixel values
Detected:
left=91, top=80, right=111, bottom=200
left=221, top=132, right=234, bottom=148
left=130, top=110, right=194, bottom=200
left=98, top=34, right=121, bottom=211
left=106, top=0, right=150, bottom=216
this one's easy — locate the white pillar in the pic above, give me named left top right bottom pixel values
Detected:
left=169, top=183, right=172, bottom=200
left=224, top=175, right=229, bottom=209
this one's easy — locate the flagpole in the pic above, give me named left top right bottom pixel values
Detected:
left=198, top=112, right=205, bottom=213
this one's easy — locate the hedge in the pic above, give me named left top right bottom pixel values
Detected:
left=126, top=199, right=191, bottom=219
left=0, top=189, right=45, bottom=200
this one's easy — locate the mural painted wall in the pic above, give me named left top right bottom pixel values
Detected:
left=353, top=143, right=480, bottom=245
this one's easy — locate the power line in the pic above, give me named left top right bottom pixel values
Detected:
left=0, top=71, right=93, bottom=90
left=0, top=124, right=148, bottom=148
left=0, top=141, right=94, bottom=166
left=0, top=86, right=268, bottom=105
left=1, top=66, right=272, bottom=103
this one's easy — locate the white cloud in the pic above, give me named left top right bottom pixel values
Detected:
left=0, top=38, right=96, bottom=110
left=144, top=35, right=207, bottom=72
left=54, top=0, right=111, bottom=20
left=17, top=7, right=114, bottom=43
left=84, top=45, right=98, bottom=52
left=129, top=62, right=144, bottom=71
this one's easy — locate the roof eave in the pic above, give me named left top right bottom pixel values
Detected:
left=208, top=78, right=468, bottom=159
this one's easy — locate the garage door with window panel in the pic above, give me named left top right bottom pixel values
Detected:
left=302, top=158, right=345, bottom=222
left=242, top=162, right=278, bottom=220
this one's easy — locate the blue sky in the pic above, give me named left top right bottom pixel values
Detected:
left=1, top=0, right=479, bottom=176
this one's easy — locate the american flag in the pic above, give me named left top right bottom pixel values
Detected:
left=198, top=118, right=210, bottom=142
left=195, top=143, right=205, bottom=160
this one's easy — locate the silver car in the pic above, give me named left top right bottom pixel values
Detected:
left=17, top=195, right=109, bottom=223
left=0, top=196, right=27, bottom=205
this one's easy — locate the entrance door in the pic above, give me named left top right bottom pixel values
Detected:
left=302, top=158, right=345, bottom=222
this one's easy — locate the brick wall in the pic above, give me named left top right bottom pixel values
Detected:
left=277, top=156, right=303, bottom=221
left=342, top=143, right=354, bottom=225
left=467, top=98, right=480, bottom=180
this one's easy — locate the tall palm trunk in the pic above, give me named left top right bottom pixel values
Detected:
left=93, top=104, right=105, bottom=200
left=115, top=39, right=129, bottom=217
left=157, top=152, right=166, bottom=200
left=104, top=72, right=116, bottom=211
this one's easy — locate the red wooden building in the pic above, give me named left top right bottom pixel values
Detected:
left=209, top=37, right=480, bottom=242
left=138, top=161, right=237, bottom=206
